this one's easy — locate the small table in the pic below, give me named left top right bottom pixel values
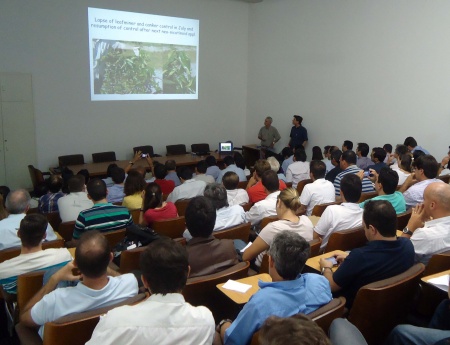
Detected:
left=305, top=250, right=347, bottom=273
left=308, top=215, right=320, bottom=226
left=217, top=273, right=272, bottom=304
left=422, top=269, right=450, bottom=283
left=68, top=247, right=76, bottom=258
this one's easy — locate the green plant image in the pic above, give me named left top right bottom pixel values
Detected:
left=163, top=47, right=196, bottom=94
left=99, top=48, right=162, bottom=94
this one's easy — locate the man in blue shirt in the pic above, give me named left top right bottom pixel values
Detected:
left=288, top=115, right=308, bottom=149
left=219, top=231, right=332, bottom=345
left=404, top=136, right=429, bottom=155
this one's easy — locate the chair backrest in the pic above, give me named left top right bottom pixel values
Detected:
left=45, top=211, right=62, bottom=230
left=41, top=293, right=147, bottom=345
left=423, top=250, right=450, bottom=276
left=309, top=296, right=346, bottom=333
left=358, top=191, right=378, bottom=203
left=296, top=179, right=313, bottom=195
left=17, top=271, right=46, bottom=312
left=0, top=239, right=64, bottom=264
left=28, top=165, right=46, bottom=189
left=348, top=263, right=425, bottom=345
left=175, top=199, right=191, bottom=216
left=103, top=228, right=126, bottom=248
left=129, top=209, right=141, bottom=224
left=58, top=154, right=85, bottom=167
left=437, top=174, right=450, bottom=184
left=213, top=222, right=251, bottom=242
left=119, top=246, right=147, bottom=274
left=58, top=221, right=76, bottom=241
left=324, top=226, right=366, bottom=253
left=92, top=151, right=116, bottom=163
left=396, top=210, right=412, bottom=230
left=260, top=215, right=278, bottom=229
left=183, top=261, right=250, bottom=321
left=166, top=144, right=187, bottom=156
left=133, top=145, right=154, bottom=157
left=152, top=217, right=186, bottom=238
left=191, top=143, right=210, bottom=153
left=311, top=201, right=341, bottom=217
left=237, top=181, right=248, bottom=189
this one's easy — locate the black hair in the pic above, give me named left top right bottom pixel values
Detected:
left=124, top=170, right=146, bottom=196
left=205, top=155, right=217, bottom=167
left=154, top=163, right=168, bottom=180
left=185, top=196, right=216, bottom=237
left=19, top=213, right=48, bottom=248
left=414, top=155, right=439, bottom=179
left=343, top=140, right=353, bottom=150
left=404, top=137, right=418, bottom=148
left=294, top=150, right=307, bottom=162
left=310, top=160, right=326, bottom=179
left=178, top=167, right=193, bottom=181
left=223, top=156, right=235, bottom=166
left=363, top=200, right=397, bottom=237
left=143, top=183, right=163, bottom=210
left=261, top=170, right=279, bottom=193
left=110, top=167, right=125, bottom=184
left=340, top=174, right=362, bottom=202
left=383, top=144, right=393, bottom=153
left=75, top=231, right=111, bottom=278
left=196, top=160, right=208, bottom=174
left=165, top=160, right=177, bottom=171
left=357, top=143, right=369, bottom=157
left=311, top=146, right=323, bottom=160
left=341, top=150, right=357, bottom=165
left=223, top=171, right=239, bottom=190
left=86, top=178, right=107, bottom=201
left=377, top=167, right=398, bottom=194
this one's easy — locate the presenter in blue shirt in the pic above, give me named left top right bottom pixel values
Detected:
left=288, top=115, right=308, bottom=149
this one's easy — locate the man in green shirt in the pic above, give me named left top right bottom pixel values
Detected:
left=258, top=116, right=281, bottom=152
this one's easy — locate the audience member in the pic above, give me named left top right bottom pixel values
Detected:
left=281, top=147, right=294, bottom=174
left=38, top=175, right=65, bottom=213
left=106, top=167, right=125, bottom=203
left=267, top=156, right=286, bottom=182
left=247, top=159, right=286, bottom=203
left=243, top=188, right=313, bottom=267
left=86, top=238, right=215, bottom=345
left=367, top=147, right=387, bottom=173
left=342, top=140, right=353, bottom=152
left=20, top=231, right=138, bottom=339
left=139, top=183, right=178, bottom=226
left=122, top=170, right=146, bottom=210
left=314, top=174, right=363, bottom=250
left=286, top=149, right=310, bottom=189
left=184, top=196, right=239, bottom=277
left=0, top=190, right=57, bottom=250
left=233, top=151, right=250, bottom=176
left=216, top=156, right=247, bottom=183
left=401, top=182, right=450, bottom=265
left=319, top=200, right=415, bottom=308
left=57, top=175, right=94, bottom=222
left=102, top=163, right=118, bottom=187
left=325, top=149, right=342, bottom=183
left=0, top=185, right=11, bottom=204
left=0, top=195, right=8, bottom=221
left=152, top=163, right=175, bottom=194
left=394, top=154, right=413, bottom=185
left=193, top=160, right=215, bottom=184
left=165, top=160, right=181, bottom=187
left=356, top=143, right=373, bottom=170
left=388, top=144, right=409, bottom=169
left=300, top=160, right=335, bottom=216
left=404, top=136, right=429, bottom=154
left=439, top=147, right=450, bottom=176
left=219, top=231, right=332, bottom=345
left=0, top=214, right=72, bottom=294
left=322, top=145, right=334, bottom=173
left=222, top=171, right=249, bottom=206
left=383, top=143, right=394, bottom=164
left=311, top=146, right=323, bottom=160
left=166, top=167, right=206, bottom=203
left=205, top=155, right=221, bottom=181
left=77, top=169, right=90, bottom=185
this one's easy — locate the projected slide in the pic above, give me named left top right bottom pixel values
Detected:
left=88, top=8, right=199, bottom=101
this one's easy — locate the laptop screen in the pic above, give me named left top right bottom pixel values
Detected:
left=219, top=142, right=233, bottom=154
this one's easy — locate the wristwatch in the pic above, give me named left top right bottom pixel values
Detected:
left=321, top=267, right=333, bottom=275
left=216, top=319, right=232, bottom=332
left=402, top=227, right=413, bottom=236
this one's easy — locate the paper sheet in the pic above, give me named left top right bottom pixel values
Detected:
left=221, top=279, right=252, bottom=293
left=427, top=274, right=449, bottom=292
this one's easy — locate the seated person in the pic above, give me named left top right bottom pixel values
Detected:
left=366, top=147, right=387, bottom=173
left=72, top=179, right=133, bottom=244
left=387, top=144, right=409, bottom=170
left=404, top=136, right=429, bottom=154
left=184, top=196, right=239, bottom=278
left=57, top=175, right=94, bottom=222
left=314, top=174, right=363, bottom=250
left=393, top=154, right=412, bottom=185
left=0, top=214, right=72, bottom=294
left=86, top=238, right=215, bottom=345
left=439, top=148, right=450, bottom=176
left=20, top=231, right=138, bottom=339
left=122, top=170, right=146, bottom=210
left=222, top=171, right=249, bottom=206
left=245, top=171, right=280, bottom=228
left=243, top=188, right=313, bottom=267
left=359, top=167, right=406, bottom=214
left=325, top=149, right=343, bottom=183
left=0, top=190, right=57, bottom=250
left=102, top=163, right=118, bottom=188
left=356, top=143, right=373, bottom=171
left=38, top=175, right=65, bottom=213
left=286, top=149, right=310, bottom=189
left=219, top=231, right=332, bottom=345
left=281, top=147, right=294, bottom=175
left=166, top=167, right=206, bottom=203
left=193, top=160, right=215, bottom=184
left=216, top=156, right=247, bottom=183
left=139, top=182, right=178, bottom=226
left=247, top=159, right=287, bottom=203
left=267, top=156, right=287, bottom=182
left=152, top=163, right=175, bottom=195
left=106, top=167, right=125, bottom=203
left=205, top=155, right=221, bottom=181
left=165, top=160, right=181, bottom=187
left=300, top=160, right=335, bottom=216
left=319, top=200, right=415, bottom=308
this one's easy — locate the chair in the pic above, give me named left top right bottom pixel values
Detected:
left=166, top=144, right=187, bottom=156
left=241, top=202, right=253, bottom=212
left=129, top=209, right=141, bottom=224
left=103, top=228, right=126, bottom=248
left=214, top=222, right=251, bottom=242
left=133, top=145, right=155, bottom=157
left=58, top=221, right=76, bottom=242
left=45, top=212, right=62, bottom=230
left=358, top=191, right=378, bottom=203
left=183, top=261, right=250, bottom=321
left=237, top=181, right=248, bottom=189
left=437, top=174, right=450, bottom=184
left=58, top=154, right=85, bottom=167
left=423, top=250, right=450, bottom=276
left=311, top=201, right=341, bottom=217
left=396, top=210, right=412, bottom=231
left=119, top=246, right=147, bottom=274
left=324, top=226, right=366, bottom=253
left=296, top=179, right=313, bottom=195
left=191, top=143, right=210, bottom=153
left=260, top=215, right=278, bottom=229
left=175, top=199, right=191, bottom=216
left=152, top=217, right=186, bottom=238
left=92, top=151, right=116, bottom=163
left=348, top=263, right=425, bottom=345
left=28, top=165, right=50, bottom=190
left=0, top=239, right=62, bottom=264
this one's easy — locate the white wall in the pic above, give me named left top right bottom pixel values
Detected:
left=0, top=0, right=249, bottom=170
left=247, top=0, right=450, bottom=159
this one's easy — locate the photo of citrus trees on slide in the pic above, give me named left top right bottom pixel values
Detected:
left=92, top=39, right=197, bottom=95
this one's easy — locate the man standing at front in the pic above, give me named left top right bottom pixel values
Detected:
left=288, top=115, right=308, bottom=148
left=219, top=231, right=331, bottom=345
left=258, top=116, right=281, bottom=153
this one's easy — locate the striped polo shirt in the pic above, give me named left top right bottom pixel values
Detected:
left=73, top=203, right=133, bottom=239
left=333, top=165, right=375, bottom=196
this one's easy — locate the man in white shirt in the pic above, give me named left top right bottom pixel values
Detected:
left=286, top=149, right=310, bottom=189
left=223, top=171, right=249, bottom=206
left=86, top=238, right=215, bottom=345
left=193, top=160, right=215, bottom=184
left=314, top=174, right=363, bottom=250
left=400, top=182, right=450, bottom=265
left=0, top=190, right=58, bottom=250
left=399, top=155, right=444, bottom=209
left=167, top=167, right=207, bottom=203
left=245, top=171, right=280, bottom=228
left=20, top=231, right=138, bottom=339
left=300, top=160, right=335, bottom=216
left=57, top=175, right=94, bottom=222
left=0, top=214, right=72, bottom=294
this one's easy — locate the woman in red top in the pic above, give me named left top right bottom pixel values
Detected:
left=139, top=182, right=178, bottom=226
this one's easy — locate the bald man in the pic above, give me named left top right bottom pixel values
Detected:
left=401, top=182, right=450, bottom=264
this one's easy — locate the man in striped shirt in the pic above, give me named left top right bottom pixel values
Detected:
left=71, top=179, right=132, bottom=244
